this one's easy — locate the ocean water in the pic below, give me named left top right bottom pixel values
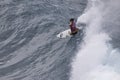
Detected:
left=0, top=0, right=87, bottom=80
left=0, top=0, right=120, bottom=80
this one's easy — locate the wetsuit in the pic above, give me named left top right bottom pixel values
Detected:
left=69, top=21, right=77, bottom=34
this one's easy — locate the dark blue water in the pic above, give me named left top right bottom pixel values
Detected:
left=0, top=0, right=87, bottom=80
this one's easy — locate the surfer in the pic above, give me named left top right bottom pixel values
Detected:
left=69, top=18, right=78, bottom=35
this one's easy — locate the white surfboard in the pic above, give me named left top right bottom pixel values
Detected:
left=57, top=29, right=72, bottom=38
left=57, top=27, right=81, bottom=38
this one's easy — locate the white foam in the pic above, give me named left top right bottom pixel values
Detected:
left=80, top=65, right=120, bottom=80
left=70, top=33, right=110, bottom=80
left=70, top=0, right=120, bottom=80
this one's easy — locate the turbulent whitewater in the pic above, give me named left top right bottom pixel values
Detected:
left=70, top=0, right=120, bottom=80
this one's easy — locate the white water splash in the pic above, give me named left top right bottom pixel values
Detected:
left=70, top=0, right=120, bottom=80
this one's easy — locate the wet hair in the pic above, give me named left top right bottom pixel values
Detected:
left=70, top=18, right=74, bottom=21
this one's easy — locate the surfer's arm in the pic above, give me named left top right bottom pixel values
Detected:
left=69, top=22, right=71, bottom=25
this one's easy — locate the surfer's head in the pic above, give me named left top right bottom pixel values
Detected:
left=70, top=18, right=74, bottom=22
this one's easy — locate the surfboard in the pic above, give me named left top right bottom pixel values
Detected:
left=57, top=28, right=80, bottom=38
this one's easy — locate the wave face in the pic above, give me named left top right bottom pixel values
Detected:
left=70, top=0, right=120, bottom=80
left=0, top=0, right=87, bottom=80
